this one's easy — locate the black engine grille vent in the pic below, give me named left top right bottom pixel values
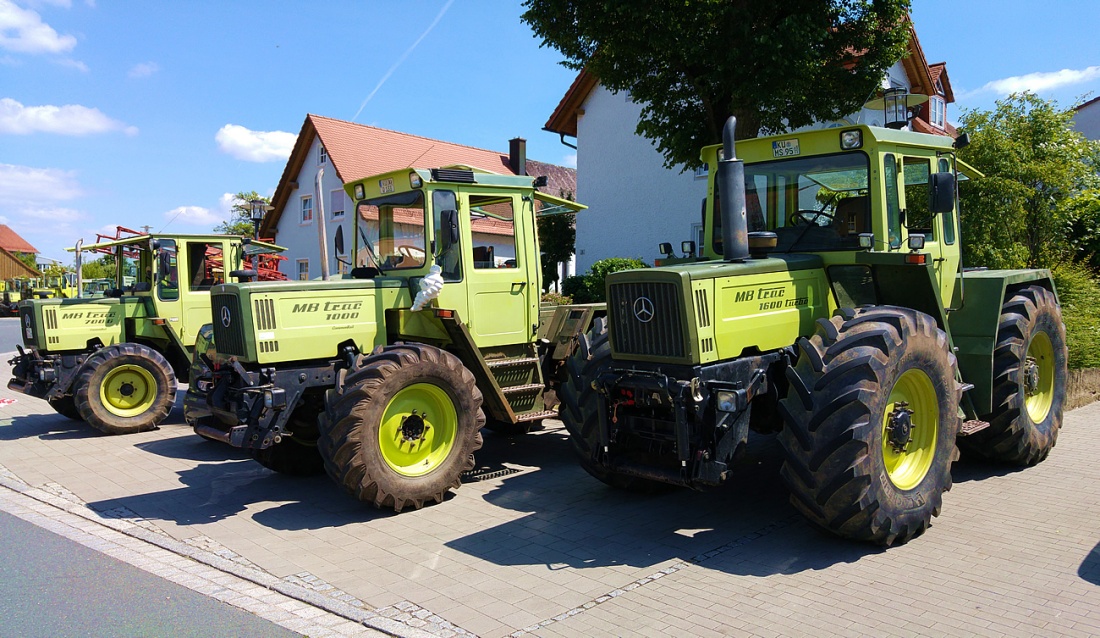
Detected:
left=608, top=281, right=685, bottom=359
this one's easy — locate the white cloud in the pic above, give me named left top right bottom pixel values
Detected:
left=562, top=153, right=577, bottom=169
left=22, top=0, right=73, bottom=8
left=0, top=163, right=81, bottom=201
left=0, top=0, right=76, bottom=54
left=215, top=124, right=296, bottom=162
left=980, top=66, right=1100, bottom=95
left=128, top=61, right=158, bottom=79
left=0, top=97, right=137, bottom=135
left=55, top=56, right=87, bottom=72
left=18, top=205, right=83, bottom=222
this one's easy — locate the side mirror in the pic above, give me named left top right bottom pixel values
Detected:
left=658, top=242, right=674, bottom=257
left=953, top=133, right=970, bottom=150
left=681, top=240, right=696, bottom=257
left=929, top=172, right=956, bottom=213
left=441, top=209, right=460, bottom=244
left=334, top=225, right=345, bottom=256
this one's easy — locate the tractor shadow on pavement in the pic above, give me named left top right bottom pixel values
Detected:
left=87, top=456, right=395, bottom=531
left=448, top=424, right=878, bottom=577
left=0, top=412, right=102, bottom=441
left=1079, top=540, right=1100, bottom=586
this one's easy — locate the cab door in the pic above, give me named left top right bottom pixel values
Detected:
left=900, top=156, right=950, bottom=295
left=461, top=189, right=537, bottom=347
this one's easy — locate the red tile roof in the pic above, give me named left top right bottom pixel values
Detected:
left=0, top=225, right=38, bottom=254
left=928, top=62, right=954, bottom=102
left=264, top=114, right=577, bottom=237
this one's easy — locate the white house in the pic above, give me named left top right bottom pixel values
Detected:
left=1072, top=96, right=1100, bottom=141
left=261, top=115, right=576, bottom=280
left=543, top=24, right=956, bottom=271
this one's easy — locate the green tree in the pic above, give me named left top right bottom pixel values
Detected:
left=522, top=0, right=911, bottom=169
left=957, top=93, right=1100, bottom=270
left=16, top=252, right=37, bottom=272
left=214, top=191, right=270, bottom=237
left=537, top=188, right=578, bottom=292
left=81, top=255, right=115, bottom=279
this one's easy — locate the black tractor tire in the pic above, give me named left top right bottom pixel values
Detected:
left=778, top=307, right=961, bottom=547
left=958, top=285, right=1068, bottom=466
left=73, top=344, right=177, bottom=435
left=318, top=344, right=484, bottom=512
left=47, top=395, right=82, bottom=421
left=484, top=418, right=537, bottom=435
left=559, top=317, right=669, bottom=492
left=249, top=402, right=324, bottom=476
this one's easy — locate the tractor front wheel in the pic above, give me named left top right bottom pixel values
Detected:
left=73, top=344, right=176, bottom=435
left=319, top=344, right=484, bottom=512
left=959, top=285, right=1067, bottom=466
left=48, top=395, right=82, bottom=421
left=778, top=307, right=961, bottom=546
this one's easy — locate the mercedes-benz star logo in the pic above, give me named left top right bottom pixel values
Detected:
left=633, top=296, right=655, bottom=323
left=220, top=306, right=232, bottom=328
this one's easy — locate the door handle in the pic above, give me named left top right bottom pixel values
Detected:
left=511, top=281, right=527, bottom=290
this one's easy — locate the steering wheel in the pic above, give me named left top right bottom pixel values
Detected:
left=398, top=245, right=426, bottom=260
left=790, top=209, right=836, bottom=227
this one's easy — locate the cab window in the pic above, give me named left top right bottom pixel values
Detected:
left=187, top=242, right=224, bottom=291
left=357, top=190, right=428, bottom=271
left=903, top=157, right=933, bottom=241
left=469, top=194, right=517, bottom=269
left=884, top=154, right=902, bottom=249
left=938, top=157, right=957, bottom=245
left=156, top=239, right=179, bottom=300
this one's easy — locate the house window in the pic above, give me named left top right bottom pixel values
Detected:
left=300, top=195, right=313, bottom=224
left=929, top=96, right=946, bottom=129
left=693, top=165, right=708, bottom=180
left=319, top=145, right=328, bottom=164
left=296, top=259, right=309, bottom=281
left=331, top=189, right=345, bottom=220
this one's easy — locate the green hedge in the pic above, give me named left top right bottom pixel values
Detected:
left=1052, top=262, right=1100, bottom=370
left=563, top=257, right=649, bottom=303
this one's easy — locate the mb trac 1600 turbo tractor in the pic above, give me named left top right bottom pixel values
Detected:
left=561, top=116, right=1067, bottom=546
left=184, top=167, right=589, bottom=511
left=9, top=232, right=284, bottom=434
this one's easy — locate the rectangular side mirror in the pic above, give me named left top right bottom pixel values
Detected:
left=441, top=209, right=460, bottom=244
left=929, top=172, right=956, bottom=214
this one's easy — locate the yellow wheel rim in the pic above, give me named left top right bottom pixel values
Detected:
left=881, top=368, right=939, bottom=491
left=1024, top=331, right=1055, bottom=423
left=99, top=364, right=158, bottom=418
left=378, top=383, right=458, bottom=477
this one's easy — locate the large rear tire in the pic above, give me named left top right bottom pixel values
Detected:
left=778, top=307, right=961, bottom=546
left=73, top=344, right=177, bottom=435
left=319, top=344, right=484, bottom=512
left=959, top=285, right=1067, bottom=466
left=559, top=317, right=668, bottom=492
left=249, top=401, right=324, bottom=476
left=48, top=395, right=82, bottom=421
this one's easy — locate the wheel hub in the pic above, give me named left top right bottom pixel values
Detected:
left=119, top=382, right=135, bottom=397
left=886, top=401, right=915, bottom=453
left=1024, top=356, right=1040, bottom=395
left=400, top=411, right=429, bottom=443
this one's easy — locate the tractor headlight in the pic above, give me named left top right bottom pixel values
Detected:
left=840, top=129, right=863, bottom=150
left=354, top=183, right=366, bottom=200
left=908, top=234, right=926, bottom=250
left=715, top=390, right=739, bottom=413
left=263, top=388, right=287, bottom=410
left=409, top=171, right=423, bottom=188
left=38, top=367, right=56, bottom=382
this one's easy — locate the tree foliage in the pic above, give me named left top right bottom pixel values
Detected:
left=522, top=0, right=911, bottom=169
left=958, top=93, right=1100, bottom=270
left=81, top=255, right=115, bottom=279
left=214, top=191, right=270, bottom=237
left=16, top=252, right=37, bottom=272
left=538, top=211, right=576, bottom=292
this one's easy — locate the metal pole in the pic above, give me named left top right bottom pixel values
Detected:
left=315, top=168, right=330, bottom=281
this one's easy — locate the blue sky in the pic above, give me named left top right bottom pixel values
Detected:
left=1, top=0, right=1097, bottom=264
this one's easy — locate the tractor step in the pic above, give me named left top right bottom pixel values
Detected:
left=487, top=357, right=539, bottom=369
left=516, top=409, right=557, bottom=423
left=501, top=383, right=543, bottom=395
left=959, top=419, right=991, bottom=436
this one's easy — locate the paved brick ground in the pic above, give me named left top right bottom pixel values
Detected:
left=0, top=378, right=1097, bottom=637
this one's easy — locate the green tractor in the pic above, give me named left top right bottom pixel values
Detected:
left=561, top=117, right=1067, bottom=546
left=1, top=279, right=26, bottom=316
left=184, top=167, right=589, bottom=510
left=8, top=233, right=284, bottom=434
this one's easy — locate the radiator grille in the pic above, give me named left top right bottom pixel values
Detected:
left=694, top=288, right=710, bottom=328
left=211, top=293, right=248, bottom=357
left=608, top=281, right=685, bottom=359
left=254, top=298, right=276, bottom=331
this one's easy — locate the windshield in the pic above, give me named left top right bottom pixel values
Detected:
left=714, top=152, right=871, bottom=254
left=356, top=191, right=428, bottom=271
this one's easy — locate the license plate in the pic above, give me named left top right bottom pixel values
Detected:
left=378, top=178, right=395, bottom=194
left=772, top=139, right=800, bottom=158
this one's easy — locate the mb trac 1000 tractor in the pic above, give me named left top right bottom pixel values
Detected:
left=8, top=233, right=284, bottom=434
left=561, top=117, right=1067, bottom=546
left=184, top=167, right=588, bottom=511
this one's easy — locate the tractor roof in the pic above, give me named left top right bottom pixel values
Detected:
left=66, top=235, right=285, bottom=254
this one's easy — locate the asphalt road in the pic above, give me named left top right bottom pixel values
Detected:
left=0, top=508, right=301, bottom=638
left=0, top=316, right=22, bottom=355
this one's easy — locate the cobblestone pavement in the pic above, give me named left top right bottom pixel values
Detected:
left=0, top=377, right=1097, bottom=638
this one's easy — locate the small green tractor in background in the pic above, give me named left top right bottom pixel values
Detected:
left=561, top=117, right=1067, bottom=546
left=9, top=232, right=284, bottom=434
left=185, top=167, right=593, bottom=511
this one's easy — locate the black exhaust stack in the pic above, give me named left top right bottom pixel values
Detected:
left=717, top=116, right=749, bottom=262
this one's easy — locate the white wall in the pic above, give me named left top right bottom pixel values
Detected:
left=573, top=85, right=707, bottom=272
left=273, top=137, right=351, bottom=278
left=1072, top=101, right=1100, bottom=141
